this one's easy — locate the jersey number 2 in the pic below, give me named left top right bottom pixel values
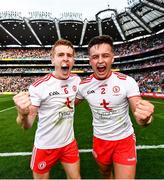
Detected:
left=101, top=88, right=106, bottom=94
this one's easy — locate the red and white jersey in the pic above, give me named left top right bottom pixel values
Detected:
left=29, top=73, right=81, bottom=149
left=77, top=72, right=140, bottom=140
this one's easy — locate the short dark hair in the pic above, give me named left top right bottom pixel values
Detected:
left=88, top=35, right=114, bottom=53
left=51, top=39, right=75, bottom=58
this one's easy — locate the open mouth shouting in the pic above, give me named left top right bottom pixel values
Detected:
left=61, top=64, right=70, bottom=75
left=97, top=64, right=106, bottom=73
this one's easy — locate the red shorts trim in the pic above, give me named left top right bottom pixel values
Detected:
left=30, top=140, right=79, bottom=174
left=92, top=134, right=137, bottom=166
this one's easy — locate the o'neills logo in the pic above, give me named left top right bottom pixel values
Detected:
left=38, top=161, right=46, bottom=170
left=72, top=85, right=77, bottom=92
left=112, top=86, right=120, bottom=93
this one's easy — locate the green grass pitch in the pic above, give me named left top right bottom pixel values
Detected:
left=0, top=95, right=164, bottom=179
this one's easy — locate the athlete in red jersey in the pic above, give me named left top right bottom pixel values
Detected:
left=13, top=39, right=81, bottom=179
left=76, top=35, right=154, bottom=179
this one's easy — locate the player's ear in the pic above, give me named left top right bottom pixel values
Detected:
left=51, top=57, right=55, bottom=66
left=89, top=57, right=92, bottom=65
left=112, top=53, right=115, bottom=63
left=50, top=49, right=55, bottom=66
left=72, top=58, right=75, bottom=65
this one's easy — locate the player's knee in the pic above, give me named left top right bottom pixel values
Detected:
left=100, top=168, right=113, bottom=179
left=67, top=172, right=81, bottom=179
left=33, top=171, right=49, bottom=179
left=123, top=169, right=135, bottom=179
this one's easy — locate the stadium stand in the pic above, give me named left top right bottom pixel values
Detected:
left=0, top=0, right=164, bottom=46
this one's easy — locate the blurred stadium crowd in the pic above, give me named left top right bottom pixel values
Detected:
left=0, top=33, right=163, bottom=93
left=0, top=33, right=163, bottom=59
left=0, top=70, right=163, bottom=93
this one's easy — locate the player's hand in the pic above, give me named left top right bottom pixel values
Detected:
left=134, top=100, right=154, bottom=126
left=13, top=91, right=31, bottom=115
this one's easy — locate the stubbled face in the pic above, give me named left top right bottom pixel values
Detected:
left=51, top=45, right=74, bottom=79
left=89, top=43, right=114, bottom=80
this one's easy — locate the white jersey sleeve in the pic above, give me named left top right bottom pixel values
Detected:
left=76, top=76, right=92, bottom=100
left=29, top=82, right=43, bottom=107
left=125, top=76, right=140, bottom=98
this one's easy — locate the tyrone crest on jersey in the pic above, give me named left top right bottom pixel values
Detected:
left=112, top=85, right=121, bottom=96
left=72, top=85, right=77, bottom=92
left=113, top=86, right=120, bottom=93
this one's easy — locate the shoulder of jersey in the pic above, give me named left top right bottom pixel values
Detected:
left=70, top=73, right=79, bottom=77
left=113, top=72, right=127, bottom=80
left=69, top=73, right=81, bottom=80
left=80, top=74, right=94, bottom=84
left=32, top=73, right=52, bottom=87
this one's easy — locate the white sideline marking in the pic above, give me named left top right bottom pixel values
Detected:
left=1, top=145, right=164, bottom=157
left=0, top=106, right=16, bottom=113
left=150, top=100, right=164, bottom=104
left=136, top=144, right=164, bottom=149
left=0, top=152, right=32, bottom=157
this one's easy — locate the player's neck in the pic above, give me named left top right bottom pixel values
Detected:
left=93, top=71, right=112, bottom=80
left=52, top=71, right=69, bottom=80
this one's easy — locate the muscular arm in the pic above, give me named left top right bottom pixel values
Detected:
left=13, top=92, right=38, bottom=129
left=128, top=96, right=154, bottom=126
